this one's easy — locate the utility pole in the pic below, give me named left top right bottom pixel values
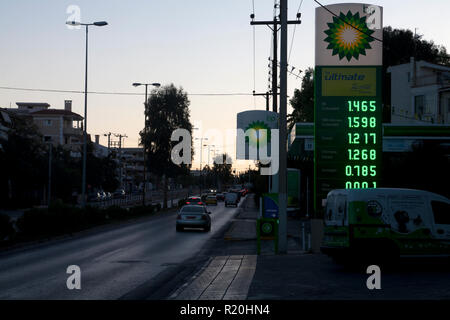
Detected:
left=250, top=5, right=301, bottom=113
left=104, top=132, right=112, bottom=151
left=114, top=133, right=127, bottom=191
left=252, top=91, right=270, bottom=111
left=251, top=0, right=300, bottom=254
left=251, top=6, right=279, bottom=113
left=278, top=0, right=288, bottom=254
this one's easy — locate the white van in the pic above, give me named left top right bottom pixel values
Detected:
left=321, top=188, right=450, bottom=262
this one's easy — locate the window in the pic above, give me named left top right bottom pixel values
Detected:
left=414, top=95, right=425, bottom=117
left=45, top=120, right=52, bottom=126
left=325, top=195, right=335, bottom=221
left=335, top=195, right=347, bottom=221
left=431, top=201, right=450, bottom=225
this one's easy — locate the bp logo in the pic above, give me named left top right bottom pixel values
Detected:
left=324, top=11, right=375, bottom=61
left=245, top=120, right=271, bottom=147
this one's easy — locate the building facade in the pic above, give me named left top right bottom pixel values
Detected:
left=9, top=100, right=84, bottom=153
left=387, top=58, right=450, bottom=124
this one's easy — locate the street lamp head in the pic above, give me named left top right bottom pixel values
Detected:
left=66, top=21, right=81, bottom=26
left=152, top=83, right=161, bottom=87
left=93, top=21, right=108, bottom=27
left=132, top=83, right=142, bottom=87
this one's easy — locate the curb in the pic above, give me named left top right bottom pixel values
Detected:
left=223, top=195, right=257, bottom=241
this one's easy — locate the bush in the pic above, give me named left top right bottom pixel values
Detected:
left=105, top=206, right=128, bottom=220
left=84, top=206, right=106, bottom=225
left=16, top=204, right=86, bottom=238
left=0, top=214, right=15, bottom=241
left=129, top=205, right=154, bottom=216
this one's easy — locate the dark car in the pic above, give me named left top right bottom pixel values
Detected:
left=87, top=192, right=101, bottom=202
left=113, top=189, right=126, bottom=199
left=185, top=196, right=205, bottom=206
left=216, top=193, right=225, bottom=201
left=176, top=205, right=211, bottom=232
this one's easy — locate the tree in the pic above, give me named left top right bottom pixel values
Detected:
left=0, top=112, right=119, bottom=207
left=0, top=114, right=46, bottom=207
left=287, top=67, right=314, bottom=130
left=383, top=26, right=450, bottom=68
left=140, top=84, right=193, bottom=208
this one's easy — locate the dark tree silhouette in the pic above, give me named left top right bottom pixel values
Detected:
left=140, top=84, right=193, bottom=208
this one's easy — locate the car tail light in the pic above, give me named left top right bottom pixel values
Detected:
left=186, top=202, right=191, bottom=204
left=199, top=202, right=203, bottom=205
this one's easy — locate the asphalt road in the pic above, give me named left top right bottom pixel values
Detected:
left=0, top=201, right=238, bottom=300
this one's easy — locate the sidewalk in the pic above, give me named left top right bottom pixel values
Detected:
left=170, top=194, right=311, bottom=300
left=169, top=194, right=450, bottom=300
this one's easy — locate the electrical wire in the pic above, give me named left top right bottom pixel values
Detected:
left=0, top=86, right=253, bottom=96
left=288, top=0, right=304, bottom=63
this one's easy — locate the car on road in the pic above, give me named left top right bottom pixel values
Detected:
left=216, top=193, right=225, bottom=201
left=205, top=194, right=218, bottom=206
left=113, top=189, right=126, bottom=199
left=185, top=196, right=205, bottom=206
left=176, top=205, right=211, bottom=232
left=98, top=191, right=107, bottom=201
left=87, top=192, right=101, bottom=202
left=225, top=192, right=238, bottom=207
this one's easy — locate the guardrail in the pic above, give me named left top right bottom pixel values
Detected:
left=86, top=189, right=194, bottom=208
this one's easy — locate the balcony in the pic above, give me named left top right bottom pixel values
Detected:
left=64, top=126, right=83, bottom=136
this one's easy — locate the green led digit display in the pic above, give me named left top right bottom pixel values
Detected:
left=314, top=66, right=382, bottom=212
left=344, top=99, right=381, bottom=191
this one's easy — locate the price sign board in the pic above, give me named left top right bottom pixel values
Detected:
left=314, top=3, right=383, bottom=212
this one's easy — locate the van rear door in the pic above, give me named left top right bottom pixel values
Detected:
left=430, top=199, right=450, bottom=241
left=325, top=194, right=347, bottom=226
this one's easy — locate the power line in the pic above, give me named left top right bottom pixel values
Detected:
left=288, top=0, right=304, bottom=63
left=0, top=86, right=253, bottom=96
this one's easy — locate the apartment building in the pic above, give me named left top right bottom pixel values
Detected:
left=387, top=57, right=450, bottom=124
left=9, top=100, right=84, bottom=153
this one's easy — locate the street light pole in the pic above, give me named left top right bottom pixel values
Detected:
left=195, top=137, right=208, bottom=193
left=81, top=24, right=89, bottom=208
left=132, top=82, right=161, bottom=206
left=48, top=143, right=52, bottom=206
left=66, top=20, right=108, bottom=208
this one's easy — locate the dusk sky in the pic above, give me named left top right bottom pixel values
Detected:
left=1, top=0, right=449, bottom=171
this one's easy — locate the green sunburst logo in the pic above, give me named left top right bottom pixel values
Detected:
left=324, top=11, right=374, bottom=61
left=245, top=120, right=271, bottom=147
